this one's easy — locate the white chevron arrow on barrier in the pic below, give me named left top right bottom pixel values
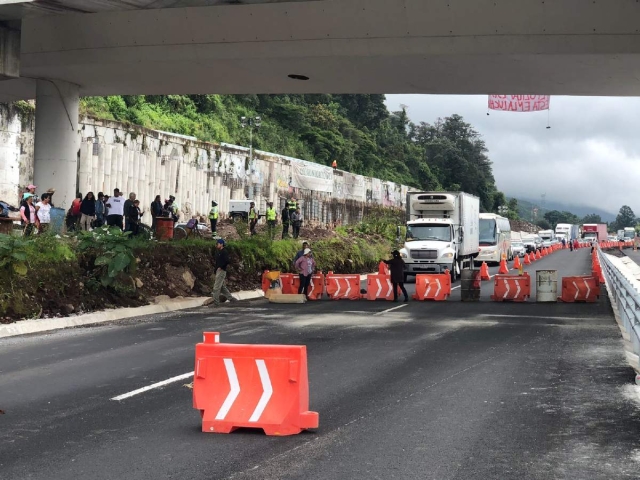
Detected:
left=249, top=359, right=273, bottom=422
left=334, top=278, right=342, bottom=297
left=573, top=281, right=580, bottom=300
left=376, top=278, right=382, bottom=298
left=424, top=278, right=431, bottom=299
left=584, top=279, right=591, bottom=299
left=386, top=278, right=393, bottom=297
left=435, top=279, right=441, bottom=298
left=503, top=279, right=510, bottom=299
left=216, top=359, right=240, bottom=420
left=514, top=280, right=521, bottom=298
left=216, top=358, right=273, bottom=423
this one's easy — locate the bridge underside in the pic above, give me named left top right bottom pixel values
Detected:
left=0, top=0, right=640, bottom=100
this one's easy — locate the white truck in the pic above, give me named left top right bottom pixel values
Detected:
left=555, top=223, right=579, bottom=242
left=538, top=229, right=556, bottom=247
left=400, top=192, right=480, bottom=282
left=624, top=227, right=636, bottom=241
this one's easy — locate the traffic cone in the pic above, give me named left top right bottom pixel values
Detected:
left=535, top=250, right=542, bottom=260
left=524, top=253, right=531, bottom=265
left=498, top=257, right=509, bottom=274
left=513, top=255, right=521, bottom=270
left=480, top=261, right=490, bottom=281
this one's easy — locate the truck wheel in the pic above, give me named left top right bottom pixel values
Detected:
left=231, top=214, right=244, bottom=223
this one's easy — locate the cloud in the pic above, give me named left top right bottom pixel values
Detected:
left=385, top=94, right=640, bottom=216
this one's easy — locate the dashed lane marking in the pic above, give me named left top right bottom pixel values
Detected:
left=111, top=372, right=194, bottom=401
left=374, top=304, right=408, bottom=316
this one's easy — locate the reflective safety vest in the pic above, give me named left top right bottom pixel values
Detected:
left=248, top=208, right=257, bottom=220
left=208, top=206, right=218, bottom=220
left=266, top=208, right=276, bottom=221
left=287, top=200, right=297, bottom=211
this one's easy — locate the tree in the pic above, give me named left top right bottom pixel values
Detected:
left=536, top=219, right=551, bottom=230
left=582, top=213, right=602, bottom=224
left=612, top=205, right=636, bottom=231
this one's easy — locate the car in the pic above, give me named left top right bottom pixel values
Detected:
left=511, top=240, right=526, bottom=257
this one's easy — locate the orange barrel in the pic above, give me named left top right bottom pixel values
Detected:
left=155, top=217, right=174, bottom=240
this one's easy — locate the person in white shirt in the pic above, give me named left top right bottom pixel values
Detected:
left=35, top=193, right=52, bottom=233
left=106, top=188, right=125, bottom=230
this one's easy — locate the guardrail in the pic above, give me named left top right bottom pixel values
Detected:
left=597, top=249, right=640, bottom=372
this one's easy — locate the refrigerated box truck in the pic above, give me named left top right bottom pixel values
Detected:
left=400, top=192, right=479, bottom=282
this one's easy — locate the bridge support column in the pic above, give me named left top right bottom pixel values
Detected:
left=34, top=79, right=79, bottom=209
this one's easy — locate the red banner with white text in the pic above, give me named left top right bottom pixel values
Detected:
left=488, top=95, right=550, bottom=112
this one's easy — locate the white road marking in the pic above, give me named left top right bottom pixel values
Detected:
left=249, top=359, right=273, bottom=422
left=374, top=304, right=408, bottom=316
left=216, top=359, right=241, bottom=420
left=478, top=314, right=597, bottom=321
left=110, top=371, right=194, bottom=401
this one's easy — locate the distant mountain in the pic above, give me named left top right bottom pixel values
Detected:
left=509, top=197, right=616, bottom=223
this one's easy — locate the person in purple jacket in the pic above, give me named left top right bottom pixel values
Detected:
left=294, top=248, right=316, bottom=298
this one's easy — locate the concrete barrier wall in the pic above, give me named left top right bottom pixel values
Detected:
left=0, top=108, right=409, bottom=225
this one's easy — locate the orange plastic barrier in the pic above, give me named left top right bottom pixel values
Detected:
left=365, top=274, right=398, bottom=301
left=558, top=276, right=599, bottom=303
left=291, top=273, right=325, bottom=300
left=491, top=273, right=531, bottom=302
left=378, top=261, right=389, bottom=275
left=325, top=272, right=362, bottom=300
left=261, top=270, right=272, bottom=293
left=524, top=253, right=531, bottom=265
left=193, top=332, right=319, bottom=436
left=279, top=273, right=296, bottom=294
left=412, top=273, right=451, bottom=301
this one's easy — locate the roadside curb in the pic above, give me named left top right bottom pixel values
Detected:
left=0, top=290, right=265, bottom=339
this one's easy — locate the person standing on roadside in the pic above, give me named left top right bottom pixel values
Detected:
left=265, top=201, right=277, bottom=240
left=124, top=192, right=136, bottom=231
left=281, top=204, right=290, bottom=239
left=291, top=207, right=302, bottom=239
left=212, top=239, right=236, bottom=307
left=127, top=199, right=142, bottom=235
left=295, top=248, right=316, bottom=298
left=20, top=193, right=37, bottom=236
left=151, top=195, right=163, bottom=231
left=94, top=192, right=105, bottom=228
left=80, top=192, right=96, bottom=231
left=69, top=192, right=82, bottom=231
left=249, top=202, right=258, bottom=236
left=106, top=188, right=125, bottom=230
left=35, top=193, right=51, bottom=233
left=383, top=250, right=409, bottom=302
left=294, top=241, right=310, bottom=268
left=208, top=200, right=219, bottom=237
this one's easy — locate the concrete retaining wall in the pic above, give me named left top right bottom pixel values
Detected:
left=0, top=108, right=409, bottom=225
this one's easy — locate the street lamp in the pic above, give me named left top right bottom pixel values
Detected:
left=498, top=205, right=509, bottom=215
left=241, top=116, right=261, bottom=199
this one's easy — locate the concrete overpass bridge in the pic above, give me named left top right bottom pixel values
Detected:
left=0, top=0, right=639, bottom=207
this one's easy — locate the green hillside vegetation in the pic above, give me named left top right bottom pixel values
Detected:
left=81, top=94, right=504, bottom=212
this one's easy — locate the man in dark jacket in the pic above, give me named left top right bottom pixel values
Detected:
left=281, top=206, right=290, bottom=239
left=212, top=239, right=235, bottom=306
left=384, top=250, right=409, bottom=302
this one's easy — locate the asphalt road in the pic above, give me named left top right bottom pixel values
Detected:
left=2, top=248, right=640, bottom=479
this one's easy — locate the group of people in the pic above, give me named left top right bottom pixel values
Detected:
left=19, top=184, right=55, bottom=236
left=263, top=197, right=304, bottom=240
left=65, top=188, right=145, bottom=235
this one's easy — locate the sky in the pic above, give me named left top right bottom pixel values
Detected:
left=385, top=95, right=640, bottom=217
